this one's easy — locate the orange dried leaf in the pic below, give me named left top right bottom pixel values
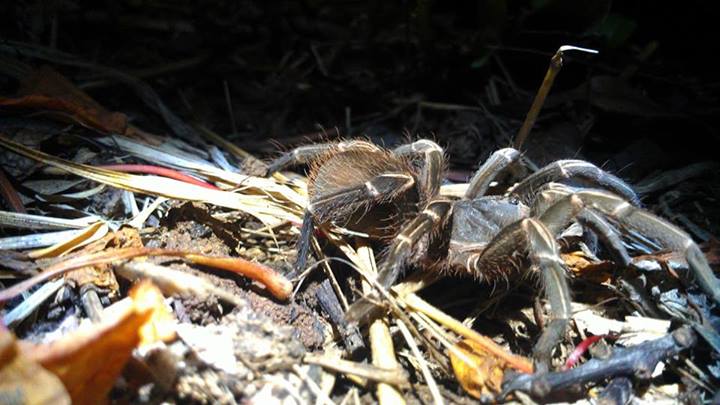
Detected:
left=129, top=280, right=177, bottom=346
left=450, top=338, right=505, bottom=399
left=18, top=280, right=168, bottom=405
left=0, top=66, right=128, bottom=135
left=562, top=251, right=614, bottom=283
left=1, top=327, right=71, bottom=405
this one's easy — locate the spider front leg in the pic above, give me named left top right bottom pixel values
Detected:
left=465, top=148, right=521, bottom=199
left=377, top=199, right=452, bottom=287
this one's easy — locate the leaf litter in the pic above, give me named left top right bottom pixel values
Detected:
left=1, top=8, right=720, bottom=404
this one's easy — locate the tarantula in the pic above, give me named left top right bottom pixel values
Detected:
left=268, top=139, right=720, bottom=367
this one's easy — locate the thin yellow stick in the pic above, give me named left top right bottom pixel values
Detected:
left=404, top=293, right=534, bottom=374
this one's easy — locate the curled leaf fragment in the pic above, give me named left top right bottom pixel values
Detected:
left=450, top=338, right=506, bottom=400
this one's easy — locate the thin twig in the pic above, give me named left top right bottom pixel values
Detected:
left=513, top=46, right=598, bottom=150
left=291, top=365, right=337, bottom=405
left=404, top=293, right=534, bottom=373
left=396, top=319, right=444, bottom=405
left=304, top=354, right=409, bottom=387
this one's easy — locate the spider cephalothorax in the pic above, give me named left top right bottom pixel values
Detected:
left=268, top=139, right=720, bottom=368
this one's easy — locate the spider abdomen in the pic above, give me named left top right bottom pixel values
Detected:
left=307, top=147, right=421, bottom=238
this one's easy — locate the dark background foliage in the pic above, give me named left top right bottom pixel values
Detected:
left=1, top=0, right=719, bottom=174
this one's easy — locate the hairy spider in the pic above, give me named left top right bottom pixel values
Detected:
left=268, top=139, right=720, bottom=367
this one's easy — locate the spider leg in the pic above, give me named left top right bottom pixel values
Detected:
left=266, top=140, right=382, bottom=174
left=345, top=199, right=453, bottom=323
left=511, top=160, right=641, bottom=206
left=392, top=139, right=444, bottom=198
left=467, top=218, right=572, bottom=370
left=294, top=211, right=314, bottom=275
left=577, top=190, right=720, bottom=305
left=465, top=148, right=521, bottom=199
left=576, top=209, right=632, bottom=266
left=295, top=173, right=416, bottom=272
left=375, top=199, right=452, bottom=287
left=533, top=183, right=631, bottom=266
left=523, top=219, right=573, bottom=371
left=536, top=188, right=720, bottom=304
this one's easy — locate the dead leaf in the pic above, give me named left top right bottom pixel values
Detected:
left=17, top=280, right=170, bottom=405
left=0, top=66, right=128, bottom=135
left=0, top=326, right=71, bottom=405
left=562, top=251, right=615, bottom=283
left=129, top=281, right=177, bottom=346
left=60, top=227, right=142, bottom=295
left=450, top=338, right=505, bottom=399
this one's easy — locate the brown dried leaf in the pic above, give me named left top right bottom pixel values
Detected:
left=450, top=338, right=505, bottom=399
left=61, top=227, right=142, bottom=294
left=18, top=280, right=169, bottom=405
left=0, top=326, right=72, bottom=405
left=0, top=66, right=128, bottom=135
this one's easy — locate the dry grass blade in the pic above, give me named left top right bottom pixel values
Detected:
left=0, top=229, right=82, bottom=250
left=3, top=278, right=65, bottom=328
left=0, top=135, right=303, bottom=227
left=396, top=319, right=444, bottom=405
left=291, top=364, right=337, bottom=405
left=127, top=196, right=167, bottom=229
left=0, top=210, right=99, bottom=230
left=355, top=243, right=406, bottom=405
left=403, top=293, right=534, bottom=374
left=28, top=222, right=108, bottom=259
left=96, top=135, right=307, bottom=207
left=513, top=45, right=598, bottom=150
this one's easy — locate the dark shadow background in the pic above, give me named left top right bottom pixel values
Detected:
left=1, top=0, right=719, bottom=201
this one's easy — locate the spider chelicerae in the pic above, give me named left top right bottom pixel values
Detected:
left=267, top=138, right=720, bottom=368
